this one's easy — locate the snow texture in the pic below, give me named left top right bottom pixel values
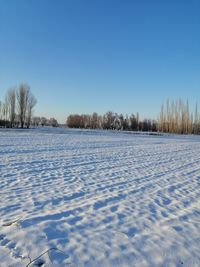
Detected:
left=0, top=128, right=200, bottom=267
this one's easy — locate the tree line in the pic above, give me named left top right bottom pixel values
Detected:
left=66, top=100, right=200, bottom=134
left=1, top=85, right=200, bottom=135
left=0, top=83, right=37, bottom=128
left=32, top=116, right=58, bottom=127
left=66, top=111, right=157, bottom=132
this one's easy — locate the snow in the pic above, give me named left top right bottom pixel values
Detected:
left=0, top=128, right=200, bottom=267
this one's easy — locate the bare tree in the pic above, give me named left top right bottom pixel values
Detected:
left=159, top=103, right=164, bottom=132
left=194, top=102, right=198, bottom=134
left=49, top=118, right=58, bottom=127
left=6, top=88, right=16, bottom=128
left=130, top=114, right=137, bottom=131
left=91, top=112, right=98, bottom=129
left=103, top=111, right=114, bottom=129
left=41, top=117, right=48, bottom=126
left=0, top=100, right=4, bottom=127
left=3, top=95, right=9, bottom=127
left=136, top=112, right=139, bottom=131
left=0, top=100, right=2, bottom=120
left=26, top=93, right=37, bottom=128
left=113, top=114, right=121, bottom=130
left=32, top=116, right=41, bottom=126
left=17, top=83, right=30, bottom=128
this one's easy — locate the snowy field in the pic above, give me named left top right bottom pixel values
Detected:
left=0, top=128, right=200, bottom=267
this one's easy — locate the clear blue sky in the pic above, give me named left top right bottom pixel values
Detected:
left=0, top=0, right=200, bottom=123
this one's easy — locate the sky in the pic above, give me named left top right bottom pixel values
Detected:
left=0, top=0, right=200, bottom=123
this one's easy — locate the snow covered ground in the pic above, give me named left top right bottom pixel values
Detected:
left=0, top=128, right=200, bottom=267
